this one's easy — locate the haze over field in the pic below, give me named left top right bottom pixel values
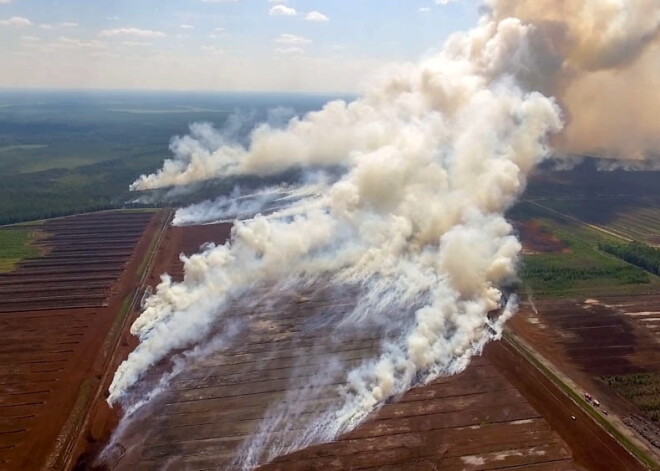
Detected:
left=104, top=0, right=660, bottom=468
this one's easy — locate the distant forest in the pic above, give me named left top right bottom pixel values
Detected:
left=0, top=91, right=337, bottom=225
left=2, top=92, right=660, bottom=226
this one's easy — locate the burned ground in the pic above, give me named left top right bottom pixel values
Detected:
left=81, top=221, right=651, bottom=471
left=2, top=210, right=650, bottom=470
left=514, top=220, right=570, bottom=255
left=100, top=296, right=577, bottom=471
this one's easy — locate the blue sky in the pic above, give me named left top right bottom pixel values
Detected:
left=0, top=0, right=480, bottom=92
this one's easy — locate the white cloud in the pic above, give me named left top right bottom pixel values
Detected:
left=305, top=11, right=329, bottom=22
left=269, top=5, right=296, bottom=16
left=275, top=47, right=303, bottom=55
left=0, top=0, right=12, bottom=4
left=20, top=35, right=40, bottom=42
left=275, top=33, right=310, bottom=45
left=201, top=45, right=225, bottom=54
left=419, top=7, right=431, bottom=12
left=53, top=36, right=106, bottom=50
left=213, top=27, right=225, bottom=32
left=0, top=16, right=32, bottom=27
left=269, top=0, right=287, bottom=3
left=200, top=0, right=241, bottom=3
left=122, top=41, right=151, bottom=47
left=37, top=22, right=77, bottom=29
left=180, top=24, right=194, bottom=29
left=435, top=0, right=459, bottom=3
left=99, top=28, right=166, bottom=38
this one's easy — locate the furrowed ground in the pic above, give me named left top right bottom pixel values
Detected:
left=0, top=210, right=168, bottom=471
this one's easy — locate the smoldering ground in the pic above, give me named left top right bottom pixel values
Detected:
left=102, top=1, right=659, bottom=469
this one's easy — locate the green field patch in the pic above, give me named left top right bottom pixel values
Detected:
left=0, top=144, right=48, bottom=154
left=17, top=154, right=106, bottom=173
left=0, top=227, right=46, bottom=273
left=510, top=202, right=657, bottom=297
left=602, top=373, right=660, bottom=422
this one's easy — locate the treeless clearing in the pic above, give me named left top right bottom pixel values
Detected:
left=515, top=220, right=571, bottom=254
left=0, top=210, right=166, bottom=471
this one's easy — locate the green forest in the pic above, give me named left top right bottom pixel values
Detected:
left=599, top=241, right=660, bottom=276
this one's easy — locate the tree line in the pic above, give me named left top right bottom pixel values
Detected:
left=599, top=241, right=660, bottom=276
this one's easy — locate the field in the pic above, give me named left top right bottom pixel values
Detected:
left=0, top=227, right=43, bottom=273
left=88, top=223, right=578, bottom=471
left=538, top=198, right=660, bottom=245
left=69, top=222, right=657, bottom=471
left=507, top=193, right=660, bottom=459
left=509, top=201, right=659, bottom=298
left=509, top=297, right=660, bottom=458
left=0, top=210, right=167, bottom=471
left=0, top=91, right=337, bottom=225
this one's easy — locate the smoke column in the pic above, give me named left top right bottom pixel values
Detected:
left=487, top=0, right=660, bottom=163
left=107, top=0, right=659, bottom=468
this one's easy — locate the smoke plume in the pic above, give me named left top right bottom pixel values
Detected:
left=107, top=0, right=659, bottom=468
left=487, top=0, right=660, bottom=162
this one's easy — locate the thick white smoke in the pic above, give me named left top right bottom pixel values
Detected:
left=107, top=0, right=658, bottom=468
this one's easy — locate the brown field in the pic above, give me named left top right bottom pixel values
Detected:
left=1, top=212, right=646, bottom=470
left=72, top=222, right=233, bottom=470
left=510, top=298, right=660, bottom=458
left=606, top=294, right=660, bottom=338
left=0, top=210, right=167, bottom=471
left=73, top=221, right=652, bottom=471
left=97, top=314, right=577, bottom=470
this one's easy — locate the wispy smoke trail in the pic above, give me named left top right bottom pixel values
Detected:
left=108, top=0, right=659, bottom=469
left=172, top=183, right=325, bottom=226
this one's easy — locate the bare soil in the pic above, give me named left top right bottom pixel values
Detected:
left=0, top=210, right=163, bottom=471
left=510, top=297, right=660, bottom=461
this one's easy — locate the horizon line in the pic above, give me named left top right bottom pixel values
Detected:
left=0, top=86, right=357, bottom=97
